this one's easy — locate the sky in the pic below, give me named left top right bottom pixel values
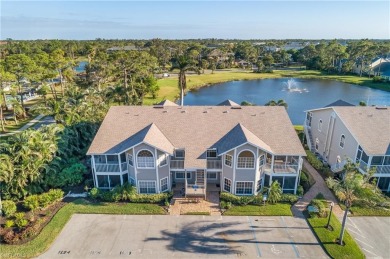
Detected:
left=1, top=0, right=389, bottom=40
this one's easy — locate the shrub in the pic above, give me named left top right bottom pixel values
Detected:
left=23, top=195, right=40, bottom=211
left=305, top=150, right=323, bottom=170
left=89, top=187, right=100, bottom=199
left=14, top=212, right=29, bottom=229
left=58, top=163, right=87, bottom=186
left=38, top=193, right=52, bottom=208
left=3, top=229, right=17, bottom=244
left=373, top=76, right=384, bottom=83
left=2, top=200, right=17, bottom=217
left=297, top=185, right=304, bottom=196
left=220, top=192, right=242, bottom=205
left=47, top=189, right=64, bottom=202
left=5, top=220, right=15, bottom=228
left=310, top=199, right=328, bottom=218
left=280, top=193, right=299, bottom=204
left=100, top=191, right=115, bottom=202
left=129, top=192, right=172, bottom=204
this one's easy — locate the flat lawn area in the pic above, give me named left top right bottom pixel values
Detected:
left=307, top=214, right=365, bottom=259
left=223, top=203, right=293, bottom=216
left=143, top=69, right=389, bottom=105
left=349, top=206, right=390, bottom=216
left=0, top=199, right=165, bottom=259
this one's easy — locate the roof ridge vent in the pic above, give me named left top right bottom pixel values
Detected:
left=231, top=106, right=242, bottom=109
left=203, top=110, right=208, bottom=113
left=223, top=110, right=229, bottom=113
left=153, top=105, right=164, bottom=108
left=181, top=110, right=187, bottom=113
left=375, top=106, right=388, bottom=110
left=163, top=110, right=168, bottom=113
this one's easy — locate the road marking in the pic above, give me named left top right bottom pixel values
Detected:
left=247, top=216, right=262, bottom=257
left=362, top=248, right=380, bottom=257
left=281, top=216, right=300, bottom=258
left=347, top=218, right=362, bottom=234
left=354, top=238, right=374, bottom=249
left=346, top=228, right=366, bottom=239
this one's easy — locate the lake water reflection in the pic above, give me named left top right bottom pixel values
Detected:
left=184, top=78, right=390, bottom=124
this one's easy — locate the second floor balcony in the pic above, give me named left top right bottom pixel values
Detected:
left=207, top=159, right=222, bottom=169
left=264, top=163, right=299, bottom=174
left=170, top=159, right=184, bottom=169
left=95, top=162, right=127, bottom=173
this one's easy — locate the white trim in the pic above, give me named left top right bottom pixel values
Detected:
left=92, top=155, right=98, bottom=187
left=133, top=149, right=138, bottom=191
left=235, top=181, right=254, bottom=195
left=159, top=153, right=168, bottom=167
left=138, top=180, right=157, bottom=194
left=155, top=148, right=160, bottom=193
left=120, top=141, right=174, bottom=157
left=224, top=154, right=233, bottom=167
left=136, top=149, right=155, bottom=169
left=233, top=149, right=237, bottom=193
left=218, top=142, right=274, bottom=156
left=160, top=177, right=169, bottom=192
left=236, top=149, right=256, bottom=169
left=223, top=177, right=232, bottom=193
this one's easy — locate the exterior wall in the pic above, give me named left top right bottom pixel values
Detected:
left=309, top=109, right=359, bottom=167
left=327, top=115, right=358, bottom=165
left=235, top=144, right=258, bottom=182
left=206, top=171, right=221, bottom=184
left=134, top=143, right=157, bottom=182
left=222, top=151, right=234, bottom=191
left=126, top=148, right=135, bottom=181
left=309, top=109, right=333, bottom=155
left=157, top=150, right=170, bottom=182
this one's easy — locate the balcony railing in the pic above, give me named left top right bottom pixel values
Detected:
left=264, top=163, right=298, bottom=174
left=95, top=163, right=120, bottom=173
left=372, top=165, right=390, bottom=174
left=170, top=160, right=184, bottom=169
left=95, top=162, right=128, bottom=173
left=358, top=160, right=369, bottom=172
left=207, top=159, right=222, bottom=169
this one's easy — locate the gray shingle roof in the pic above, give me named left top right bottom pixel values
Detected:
left=334, top=106, right=390, bottom=155
left=87, top=105, right=306, bottom=168
left=325, top=99, right=355, bottom=107
left=217, top=99, right=240, bottom=107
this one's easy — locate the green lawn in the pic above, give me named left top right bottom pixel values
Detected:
left=0, top=199, right=165, bottom=259
left=143, top=69, right=389, bottom=105
left=307, top=214, right=365, bottom=259
left=346, top=205, right=390, bottom=216
left=223, top=203, right=293, bottom=216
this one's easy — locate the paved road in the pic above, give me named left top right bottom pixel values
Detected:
left=38, top=214, right=327, bottom=259
left=345, top=217, right=390, bottom=259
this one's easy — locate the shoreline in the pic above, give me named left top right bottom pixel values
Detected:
left=146, top=69, right=389, bottom=105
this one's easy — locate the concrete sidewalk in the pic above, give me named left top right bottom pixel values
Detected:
left=0, top=114, right=45, bottom=137
left=292, top=158, right=343, bottom=218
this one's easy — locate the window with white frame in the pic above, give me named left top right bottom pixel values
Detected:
left=159, top=154, right=167, bottom=167
left=207, top=149, right=217, bottom=158
left=225, top=154, right=232, bottom=167
left=207, top=172, right=217, bottom=180
left=137, top=150, right=154, bottom=168
left=129, top=177, right=135, bottom=186
left=315, top=138, right=319, bottom=151
left=340, top=135, right=345, bottom=148
left=175, top=171, right=191, bottom=179
left=128, top=154, right=133, bottom=166
left=224, top=178, right=231, bottom=192
left=318, top=119, right=322, bottom=132
left=160, top=177, right=168, bottom=192
left=259, top=154, right=265, bottom=167
left=237, top=150, right=255, bottom=168
left=235, top=182, right=253, bottom=195
left=175, top=149, right=185, bottom=158
left=139, top=181, right=156, bottom=194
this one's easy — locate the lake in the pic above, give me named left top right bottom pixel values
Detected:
left=183, top=78, right=390, bottom=124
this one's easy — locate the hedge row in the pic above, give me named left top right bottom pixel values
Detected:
left=220, top=192, right=298, bottom=206
left=23, top=189, right=64, bottom=211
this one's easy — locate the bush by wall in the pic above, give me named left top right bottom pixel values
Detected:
left=1, top=200, right=17, bottom=217
left=280, top=194, right=299, bottom=204
left=305, top=150, right=323, bottom=170
left=23, top=189, right=64, bottom=211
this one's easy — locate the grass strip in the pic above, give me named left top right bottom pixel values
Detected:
left=307, top=214, right=365, bottom=259
left=223, top=203, right=293, bottom=216
left=0, top=199, right=165, bottom=259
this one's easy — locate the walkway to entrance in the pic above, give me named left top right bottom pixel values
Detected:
left=170, top=183, right=221, bottom=215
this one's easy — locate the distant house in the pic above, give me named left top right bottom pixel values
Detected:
left=304, top=101, right=390, bottom=192
left=87, top=100, right=305, bottom=197
left=207, top=49, right=234, bottom=64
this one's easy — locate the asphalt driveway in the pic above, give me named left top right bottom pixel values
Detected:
left=345, top=217, right=390, bottom=259
left=38, top=214, right=327, bottom=259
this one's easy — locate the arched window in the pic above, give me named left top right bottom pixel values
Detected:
left=315, top=138, right=319, bottom=151
left=318, top=119, right=323, bottom=132
left=340, top=135, right=345, bottom=148
left=137, top=150, right=154, bottom=168
left=237, top=150, right=255, bottom=168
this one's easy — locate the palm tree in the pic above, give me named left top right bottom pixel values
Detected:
left=171, top=54, right=199, bottom=106
left=10, top=99, right=23, bottom=124
left=0, top=89, right=6, bottom=132
left=266, top=180, right=282, bottom=204
left=265, top=99, right=288, bottom=109
left=326, top=160, right=377, bottom=245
